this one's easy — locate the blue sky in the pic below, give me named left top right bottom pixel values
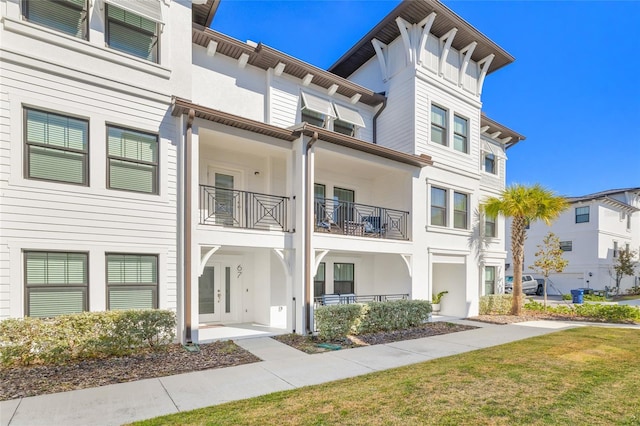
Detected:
left=210, top=1, right=640, bottom=197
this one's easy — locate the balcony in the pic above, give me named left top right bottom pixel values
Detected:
left=200, top=185, right=289, bottom=232
left=314, top=198, right=409, bottom=240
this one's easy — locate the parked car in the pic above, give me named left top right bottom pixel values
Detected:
left=504, top=275, right=538, bottom=295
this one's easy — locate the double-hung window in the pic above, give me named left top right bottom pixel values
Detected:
left=334, top=263, right=354, bottom=294
left=23, top=0, right=88, bottom=39
left=25, top=108, right=89, bottom=185
left=25, top=251, right=88, bottom=317
left=106, top=254, right=158, bottom=310
left=453, top=115, right=468, bottom=153
left=431, top=105, right=447, bottom=146
left=575, top=206, right=589, bottom=223
left=105, top=3, right=160, bottom=62
left=484, top=215, right=496, bottom=237
left=454, top=192, right=469, bottom=229
left=107, top=126, right=158, bottom=194
left=484, top=266, right=496, bottom=295
left=430, top=187, right=447, bottom=226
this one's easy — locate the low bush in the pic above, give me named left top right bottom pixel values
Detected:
left=524, top=300, right=640, bottom=323
left=314, top=304, right=362, bottom=341
left=315, top=300, right=433, bottom=340
left=479, top=294, right=517, bottom=315
left=583, top=294, right=606, bottom=302
left=0, top=310, right=175, bottom=366
left=354, top=300, right=432, bottom=334
left=562, top=294, right=572, bottom=301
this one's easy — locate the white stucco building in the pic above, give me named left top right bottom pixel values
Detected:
left=1, top=0, right=525, bottom=342
left=506, top=188, right=640, bottom=295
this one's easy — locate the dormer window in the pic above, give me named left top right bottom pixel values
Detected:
left=23, top=0, right=88, bottom=39
left=105, top=0, right=163, bottom=63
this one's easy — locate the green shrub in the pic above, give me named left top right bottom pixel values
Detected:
left=354, top=300, right=432, bottom=334
left=562, top=294, right=572, bottom=300
left=479, top=294, right=517, bottom=315
left=0, top=310, right=175, bottom=366
left=583, top=294, right=606, bottom=302
left=574, top=304, right=640, bottom=323
left=314, top=304, right=362, bottom=341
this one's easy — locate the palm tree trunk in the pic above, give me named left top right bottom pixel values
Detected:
left=511, top=217, right=526, bottom=315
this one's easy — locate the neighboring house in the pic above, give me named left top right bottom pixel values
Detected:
left=1, top=0, right=524, bottom=343
left=506, top=188, right=640, bottom=295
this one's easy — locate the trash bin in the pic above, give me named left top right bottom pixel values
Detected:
left=570, top=289, right=584, bottom=304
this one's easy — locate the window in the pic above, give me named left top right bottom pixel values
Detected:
left=333, top=120, right=355, bottom=137
left=627, top=214, right=632, bottom=230
left=430, top=187, right=447, bottom=226
left=559, top=241, right=572, bottom=252
left=106, top=5, right=159, bottom=62
left=454, top=192, right=468, bottom=229
left=301, top=109, right=326, bottom=127
left=484, top=215, right=496, bottom=237
left=25, top=251, right=88, bottom=317
left=613, top=241, right=619, bottom=258
left=453, top=115, right=468, bottom=153
left=23, top=0, right=88, bottom=39
left=625, top=243, right=631, bottom=253
left=484, top=153, right=496, bottom=174
left=314, top=183, right=326, bottom=223
left=107, top=126, right=158, bottom=194
left=314, top=262, right=326, bottom=298
left=106, top=254, right=158, bottom=310
left=300, top=92, right=334, bottom=128
left=25, top=108, right=88, bottom=185
left=484, top=266, right=496, bottom=295
left=430, top=105, right=447, bottom=145
left=575, top=206, right=589, bottom=223
left=334, top=263, right=354, bottom=294
left=334, top=187, right=355, bottom=224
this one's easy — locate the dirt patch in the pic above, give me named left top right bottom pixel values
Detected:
left=0, top=341, right=260, bottom=401
left=274, top=322, right=477, bottom=354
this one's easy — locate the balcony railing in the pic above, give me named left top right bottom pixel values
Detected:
left=314, top=198, right=409, bottom=240
left=200, top=185, right=289, bottom=231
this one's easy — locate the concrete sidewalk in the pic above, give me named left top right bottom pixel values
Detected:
left=2, top=319, right=637, bottom=426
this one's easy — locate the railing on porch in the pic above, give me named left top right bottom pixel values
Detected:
left=313, top=293, right=409, bottom=308
left=200, top=184, right=289, bottom=231
left=314, top=198, right=409, bottom=240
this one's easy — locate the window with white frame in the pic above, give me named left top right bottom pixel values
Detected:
left=314, top=262, right=326, bottom=298
left=333, top=103, right=365, bottom=137
left=300, top=92, right=334, bottom=128
left=484, top=153, right=496, bottom=174
left=105, top=3, right=160, bottom=62
left=106, top=254, right=158, bottom=310
left=484, top=215, right=496, bottom=237
left=430, top=105, right=447, bottom=146
left=627, top=213, right=632, bottom=230
left=430, top=187, right=447, bottom=226
left=25, top=108, right=89, bottom=185
left=334, top=263, right=354, bottom=294
left=613, top=241, right=619, bottom=258
left=484, top=266, right=496, bottom=295
left=559, top=241, right=572, bottom=251
left=107, top=126, right=158, bottom=194
left=575, top=206, right=589, bottom=223
left=453, top=115, right=468, bottom=153
left=453, top=192, right=468, bottom=229
left=23, top=0, right=88, bottom=39
left=25, top=251, right=88, bottom=318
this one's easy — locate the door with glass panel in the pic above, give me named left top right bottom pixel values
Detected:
left=198, top=263, right=236, bottom=323
left=333, top=187, right=355, bottom=228
left=207, top=167, right=242, bottom=227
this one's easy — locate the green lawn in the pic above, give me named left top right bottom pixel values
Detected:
left=133, top=327, right=640, bottom=425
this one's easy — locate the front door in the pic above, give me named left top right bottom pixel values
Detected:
left=198, top=263, right=237, bottom=323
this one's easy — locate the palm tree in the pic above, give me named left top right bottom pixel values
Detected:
left=482, top=184, right=567, bottom=315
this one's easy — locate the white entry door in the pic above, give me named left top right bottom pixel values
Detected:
left=198, top=262, right=238, bottom=323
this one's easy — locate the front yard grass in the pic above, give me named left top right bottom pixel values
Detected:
left=132, top=327, right=640, bottom=425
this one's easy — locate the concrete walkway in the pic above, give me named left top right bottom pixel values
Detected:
left=2, top=319, right=638, bottom=426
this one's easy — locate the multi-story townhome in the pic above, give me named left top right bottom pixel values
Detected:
left=1, top=0, right=524, bottom=343
left=506, top=188, right=640, bottom=295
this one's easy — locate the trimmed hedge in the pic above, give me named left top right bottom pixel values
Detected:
left=0, top=310, right=175, bottom=366
left=314, top=300, right=432, bottom=340
left=525, top=300, right=640, bottom=323
left=479, top=294, right=518, bottom=315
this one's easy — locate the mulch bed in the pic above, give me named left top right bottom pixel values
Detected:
left=273, top=321, right=477, bottom=354
left=0, top=341, right=260, bottom=401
